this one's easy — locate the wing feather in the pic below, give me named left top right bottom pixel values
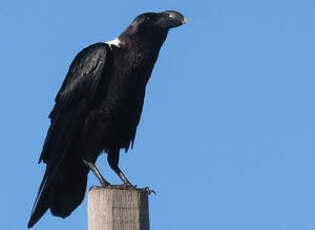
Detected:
left=39, top=43, right=112, bottom=163
left=28, top=43, right=112, bottom=228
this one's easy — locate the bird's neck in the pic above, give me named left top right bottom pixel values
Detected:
left=118, top=28, right=168, bottom=55
left=108, top=31, right=167, bottom=86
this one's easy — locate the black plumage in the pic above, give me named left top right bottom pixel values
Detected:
left=28, top=10, right=186, bottom=228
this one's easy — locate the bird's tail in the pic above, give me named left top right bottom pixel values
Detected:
left=27, top=158, right=89, bottom=228
left=27, top=166, right=51, bottom=228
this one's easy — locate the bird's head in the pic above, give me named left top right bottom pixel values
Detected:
left=119, top=10, right=187, bottom=48
left=131, top=10, right=187, bottom=30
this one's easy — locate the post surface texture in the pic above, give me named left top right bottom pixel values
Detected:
left=88, top=188, right=150, bottom=230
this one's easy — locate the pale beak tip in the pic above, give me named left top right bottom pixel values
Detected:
left=182, top=17, right=188, bottom=24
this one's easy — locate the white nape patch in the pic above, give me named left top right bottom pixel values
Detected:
left=105, top=38, right=121, bottom=48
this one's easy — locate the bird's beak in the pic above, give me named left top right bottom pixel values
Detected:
left=156, top=10, right=187, bottom=28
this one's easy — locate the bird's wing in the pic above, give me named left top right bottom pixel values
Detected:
left=28, top=43, right=112, bottom=228
left=40, top=42, right=112, bottom=164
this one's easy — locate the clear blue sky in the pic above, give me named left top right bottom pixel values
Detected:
left=1, top=1, right=315, bottom=229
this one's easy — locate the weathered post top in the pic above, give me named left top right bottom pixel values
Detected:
left=88, top=187, right=150, bottom=230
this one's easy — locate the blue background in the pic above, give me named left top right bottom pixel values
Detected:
left=1, top=1, right=315, bottom=229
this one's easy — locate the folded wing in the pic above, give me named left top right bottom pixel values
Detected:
left=28, top=43, right=112, bottom=228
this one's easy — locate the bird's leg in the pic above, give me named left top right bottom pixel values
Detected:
left=83, top=159, right=110, bottom=187
left=117, top=169, right=133, bottom=186
left=107, top=151, right=135, bottom=188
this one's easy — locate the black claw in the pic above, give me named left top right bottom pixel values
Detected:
left=106, top=184, right=137, bottom=190
left=142, top=187, right=156, bottom=195
left=89, top=185, right=110, bottom=191
left=89, top=184, right=156, bottom=195
left=126, top=183, right=137, bottom=188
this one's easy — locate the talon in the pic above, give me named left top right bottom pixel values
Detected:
left=122, top=182, right=137, bottom=189
left=142, top=187, right=156, bottom=195
left=106, top=184, right=137, bottom=190
left=101, top=181, right=110, bottom=187
left=89, top=185, right=109, bottom=191
left=125, top=184, right=137, bottom=189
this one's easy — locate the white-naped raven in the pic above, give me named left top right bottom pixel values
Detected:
left=28, top=10, right=186, bottom=228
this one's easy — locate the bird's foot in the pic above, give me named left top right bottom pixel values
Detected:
left=107, top=184, right=137, bottom=190
left=89, top=184, right=156, bottom=194
left=100, top=180, right=110, bottom=187
left=88, top=182, right=112, bottom=191
left=141, top=187, right=156, bottom=195
left=89, top=185, right=109, bottom=191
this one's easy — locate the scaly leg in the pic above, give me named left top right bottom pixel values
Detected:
left=83, top=159, right=110, bottom=187
left=107, top=150, right=135, bottom=188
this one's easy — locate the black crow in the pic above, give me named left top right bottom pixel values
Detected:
left=28, top=10, right=186, bottom=228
